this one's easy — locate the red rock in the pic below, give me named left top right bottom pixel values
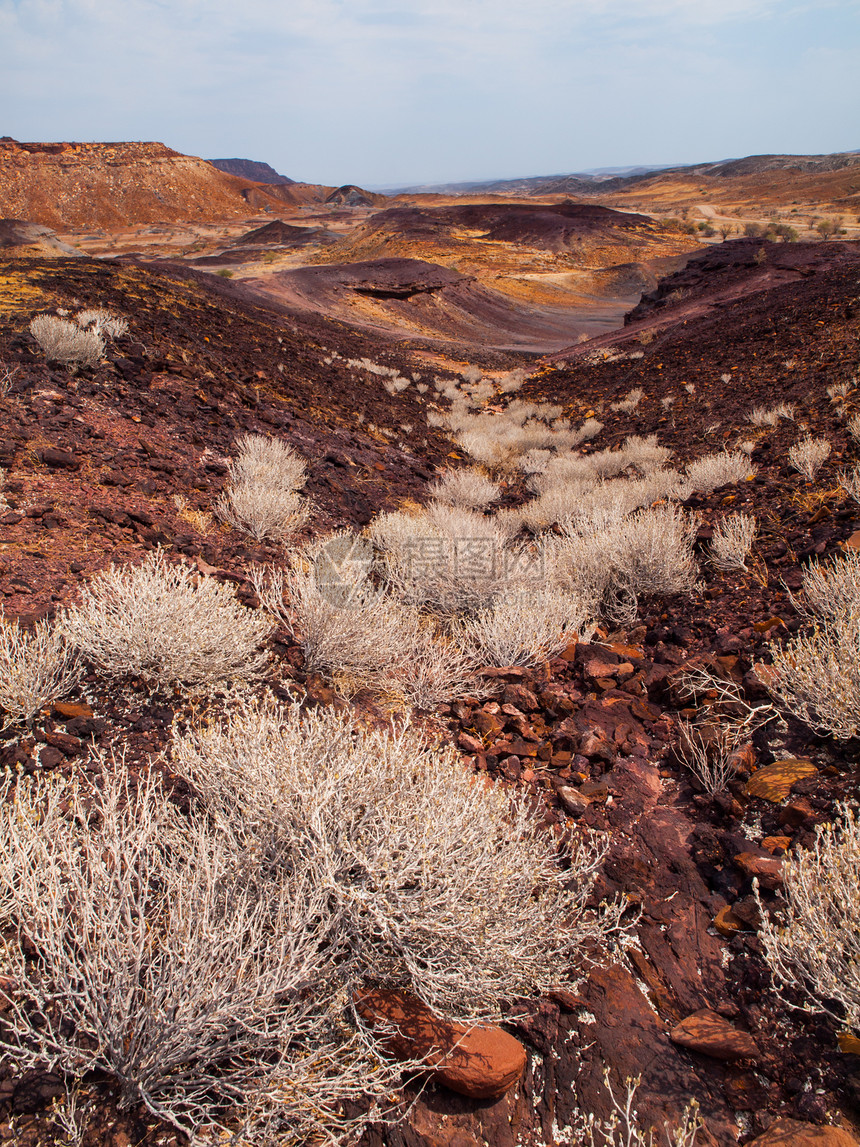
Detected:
left=38, top=447, right=79, bottom=469
left=44, top=730, right=82, bottom=756
left=779, top=797, right=816, bottom=827
left=669, top=1009, right=759, bottom=1060
left=503, top=684, right=539, bottom=710
left=713, top=904, right=745, bottom=937
left=583, top=657, right=619, bottom=680
left=734, top=852, right=783, bottom=889
left=52, top=701, right=94, bottom=719
left=602, top=642, right=645, bottom=660
left=457, top=733, right=483, bottom=754
left=558, top=786, right=591, bottom=817
left=747, top=1118, right=860, bottom=1147
left=761, top=835, right=791, bottom=854
left=356, top=989, right=526, bottom=1099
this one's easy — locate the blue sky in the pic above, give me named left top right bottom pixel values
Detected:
left=1, top=0, right=858, bottom=187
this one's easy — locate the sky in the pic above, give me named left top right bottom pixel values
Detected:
left=1, top=0, right=859, bottom=188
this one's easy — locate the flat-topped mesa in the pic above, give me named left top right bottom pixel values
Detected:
left=0, top=138, right=182, bottom=162
left=0, top=138, right=324, bottom=228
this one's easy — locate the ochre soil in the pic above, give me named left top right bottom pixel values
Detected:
left=1, top=243, right=860, bottom=1145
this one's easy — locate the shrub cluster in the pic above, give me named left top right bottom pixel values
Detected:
left=217, top=433, right=310, bottom=541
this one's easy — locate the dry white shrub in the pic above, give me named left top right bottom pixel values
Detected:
left=368, top=504, right=515, bottom=616
left=61, top=550, right=272, bottom=688
left=251, top=536, right=416, bottom=692
left=757, top=804, right=860, bottom=1035
left=524, top=471, right=686, bottom=536
left=383, top=377, right=411, bottom=394
left=611, top=388, right=644, bottom=413
left=519, top=481, right=597, bottom=534
left=175, top=700, right=628, bottom=1024
left=428, top=467, right=501, bottom=510
left=828, top=380, right=852, bottom=404
left=457, top=588, right=594, bottom=668
left=217, top=481, right=309, bottom=541
left=0, top=615, right=81, bottom=727
left=0, top=767, right=389, bottom=1142
left=684, top=450, right=755, bottom=494
left=29, top=315, right=104, bottom=369
left=676, top=720, right=743, bottom=797
left=768, top=551, right=860, bottom=735
left=394, top=622, right=484, bottom=710
left=848, top=413, right=860, bottom=444
left=577, top=1072, right=702, bottom=1147
left=599, top=504, right=699, bottom=597
left=768, top=623, right=860, bottom=739
left=76, top=309, right=129, bottom=339
left=747, top=405, right=780, bottom=427
left=788, top=434, right=831, bottom=480
left=217, top=433, right=309, bottom=541
left=796, top=549, right=860, bottom=624
left=708, top=513, right=757, bottom=571
left=550, top=505, right=699, bottom=616
left=843, top=465, right=860, bottom=504
left=498, top=367, right=528, bottom=393
left=621, top=434, right=673, bottom=474
left=774, top=402, right=797, bottom=421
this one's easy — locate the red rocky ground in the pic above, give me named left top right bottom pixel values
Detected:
left=1, top=243, right=860, bottom=1146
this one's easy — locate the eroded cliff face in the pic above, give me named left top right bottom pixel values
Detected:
left=0, top=138, right=310, bottom=227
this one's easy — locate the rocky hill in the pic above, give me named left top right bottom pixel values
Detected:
left=0, top=138, right=328, bottom=228
left=207, top=157, right=296, bottom=184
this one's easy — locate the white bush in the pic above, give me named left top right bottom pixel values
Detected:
left=550, top=505, right=699, bottom=618
left=684, top=451, right=755, bottom=494
left=0, top=767, right=388, bottom=1141
left=769, top=551, right=860, bottom=739
left=175, top=700, right=626, bottom=1024
left=708, top=513, right=757, bottom=571
left=788, top=434, right=831, bottom=480
left=252, top=535, right=417, bottom=692
left=457, top=588, right=594, bottom=668
left=394, top=622, right=484, bottom=710
left=29, top=314, right=104, bottom=369
left=0, top=615, right=81, bottom=727
left=427, top=467, right=501, bottom=510
left=76, top=308, right=129, bottom=339
left=758, top=805, right=860, bottom=1036
left=61, top=550, right=272, bottom=688
left=217, top=434, right=310, bottom=541
left=796, top=549, right=860, bottom=624
left=368, top=504, right=517, bottom=616
left=611, top=388, right=643, bottom=413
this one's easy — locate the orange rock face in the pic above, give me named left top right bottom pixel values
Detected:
left=356, top=988, right=527, bottom=1099
left=748, top=1118, right=860, bottom=1147
left=746, top=759, right=818, bottom=802
left=669, top=1009, right=760, bottom=1060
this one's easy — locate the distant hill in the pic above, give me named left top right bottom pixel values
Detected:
left=0, top=138, right=333, bottom=228
left=392, top=150, right=860, bottom=199
left=325, top=184, right=389, bottom=208
left=207, top=158, right=296, bottom=185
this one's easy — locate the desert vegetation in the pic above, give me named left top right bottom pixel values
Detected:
left=1, top=195, right=860, bottom=1146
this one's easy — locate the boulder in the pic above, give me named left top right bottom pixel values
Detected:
left=746, top=759, right=817, bottom=802
left=356, top=989, right=527, bottom=1099
left=669, top=1009, right=759, bottom=1060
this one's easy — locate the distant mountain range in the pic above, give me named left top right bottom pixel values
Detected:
left=385, top=150, right=860, bottom=197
